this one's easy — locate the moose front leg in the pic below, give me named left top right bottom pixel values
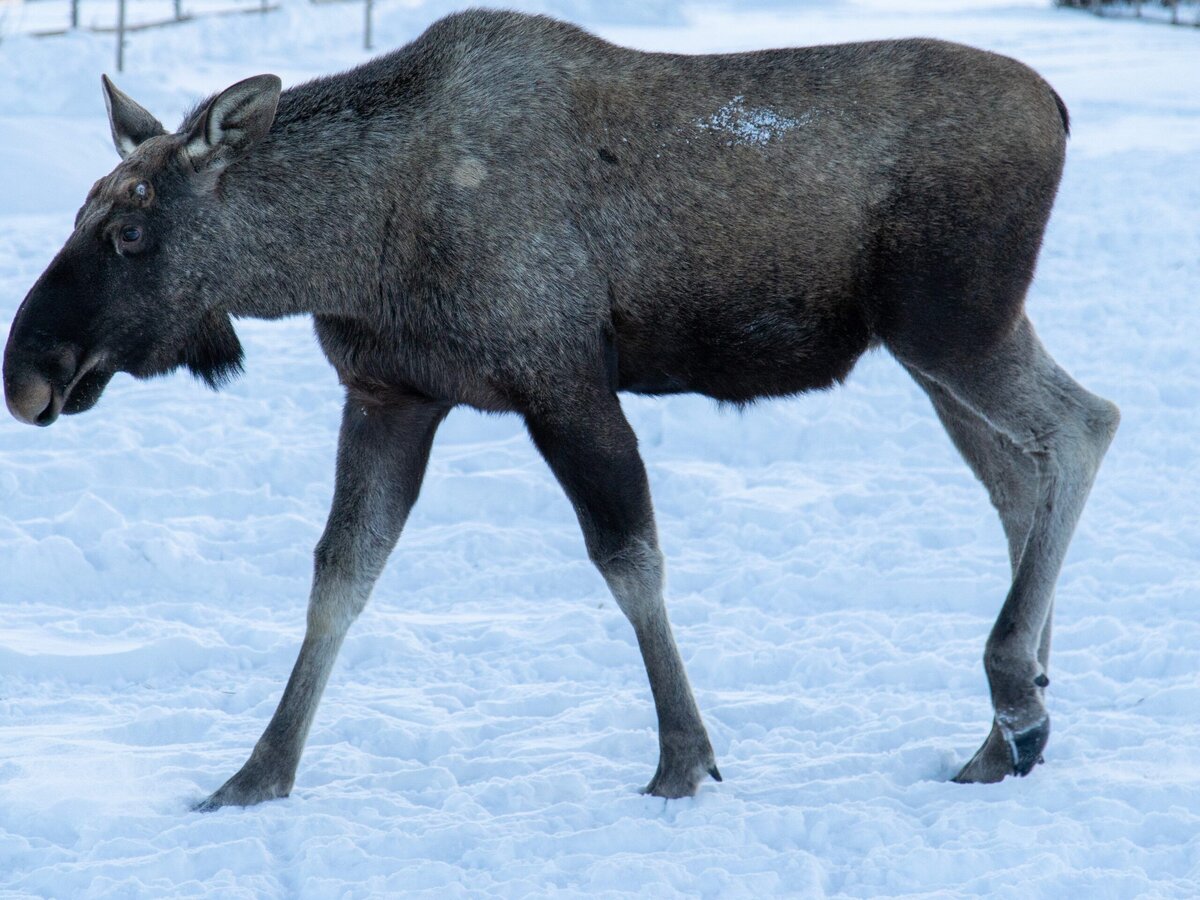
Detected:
left=195, top=392, right=448, bottom=811
left=526, top=391, right=720, bottom=798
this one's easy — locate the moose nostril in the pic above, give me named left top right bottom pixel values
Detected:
left=34, top=398, right=59, bottom=426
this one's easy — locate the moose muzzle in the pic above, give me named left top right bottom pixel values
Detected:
left=4, top=334, right=112, bottom=427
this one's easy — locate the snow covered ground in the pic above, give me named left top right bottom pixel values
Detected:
left=1, top=1, right=1198, bottom=896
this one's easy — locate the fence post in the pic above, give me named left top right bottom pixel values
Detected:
left=174, top=0, right=181, bottom=21
left=364, top=0, right=373, bottom=51
left=70, top=0, right=79, bottom=28
left=116, top=0, right=126, bottom=72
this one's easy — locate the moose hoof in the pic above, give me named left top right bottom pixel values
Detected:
left=642, top=748, right=722, bottom=799
left=952, top=716, right=1050, bottom=784
left=192, top=763, right=293, bottom=812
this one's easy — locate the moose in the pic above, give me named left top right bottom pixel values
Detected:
left=3, top=10, right=1118, bottom=810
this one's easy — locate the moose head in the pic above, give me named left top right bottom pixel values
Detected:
left=3, top=74, right=281, bottom=426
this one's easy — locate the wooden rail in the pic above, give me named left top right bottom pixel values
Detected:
left=28, top=1, right=281, bottom=70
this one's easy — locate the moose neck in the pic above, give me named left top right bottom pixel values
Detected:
left=211, top=108, right=418, bottom=323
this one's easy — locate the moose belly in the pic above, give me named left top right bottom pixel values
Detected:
left=613, top=292, right=872, bottom=404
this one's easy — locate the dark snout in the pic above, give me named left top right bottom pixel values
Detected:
left=4, top=282, right=113, bottom=427
left=3, top=340, right=72, bottom=426
left=4, top=335, right=112, bottom=427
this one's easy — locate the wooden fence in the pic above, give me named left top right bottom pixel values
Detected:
left=15, top=0, right=385, bottom=73
left=16, top=1, right=1195, bottom=76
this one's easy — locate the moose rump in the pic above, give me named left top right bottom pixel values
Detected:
left=2, top=10, right=1117, bottom=808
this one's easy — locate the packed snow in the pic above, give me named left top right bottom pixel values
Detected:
left=1, top=1, right=1198, bottom=896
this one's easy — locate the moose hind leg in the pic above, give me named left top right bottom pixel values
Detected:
left=907, top=366, right=1038, bottom=576
left=907, top=365, right=1046, bottom=782
left=908, top=364, right=1062, bottom=672
left=525, top=392, right=719, bottom=798
left=903, top=317, right=1118, bottom=783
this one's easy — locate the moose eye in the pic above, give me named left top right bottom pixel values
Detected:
left=114, top=222, right=148, bottom=256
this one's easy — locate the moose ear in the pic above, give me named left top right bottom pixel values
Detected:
left=101, top=74, right=167, bottom=159
left=184, top=74, right=281, bottom=173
